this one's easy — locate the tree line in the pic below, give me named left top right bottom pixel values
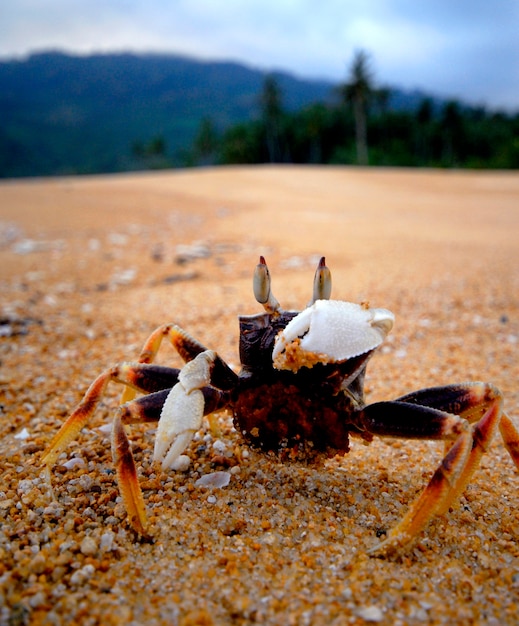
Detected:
left=189, top=51, right=519, bottom=169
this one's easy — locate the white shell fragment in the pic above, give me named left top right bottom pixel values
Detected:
left=195, top=471, right=231, bottom=488
left=62, top=457, right=87, bottom=470
left=14, top=427, right=30, bottom=440
left=273, top=300, right=394, bottom=371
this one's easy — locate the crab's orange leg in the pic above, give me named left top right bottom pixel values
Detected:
left=42, top=368, right=117, bottom=468
left=120, top=325, right=207, bottom=404
left=367, top=382, right=519, bottom=555
left=42, top=364, right=179, bottom=468
left=499, top=411, right=519, bottom=470
left=372, top=430, right=473, bottom=554
left=436, top=385, right=503, bottom=514
left=112, top=412, right=148, bottom=536
left=120, top=324, right=232, bottom=404
left=43, top=369, right=168, bottom=537
left=44, top=357, right=231, bottom=536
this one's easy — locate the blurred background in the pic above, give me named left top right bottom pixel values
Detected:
left=1, top=0, right=518, bottom=177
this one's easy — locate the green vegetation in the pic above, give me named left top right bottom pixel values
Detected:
left=1, top=51, right=517, bottom=178
left=192, top=52, right=519, bottom=169
left=0, top=52, right=331, bottom=177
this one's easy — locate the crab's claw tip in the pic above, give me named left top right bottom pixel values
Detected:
left=370, top=308, right=394, bottom=337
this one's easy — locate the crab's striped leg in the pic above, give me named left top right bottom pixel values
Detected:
left=112, top=380, right=229, bottom=536
left=500, top=411, right=519, bottom=471
left=112, top=412, right=149, bottom=536
left=121, top=324, right=236, bottom=403
left=43, top=358, right=229, bottom=536
left=365, top=382, right=519, bottom=555
left=41, top=364, right=180, bottom=469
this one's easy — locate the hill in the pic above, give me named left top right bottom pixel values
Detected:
left=0, top=51, right=438, bottom=178
left=0, top=52, right=336, bottom=177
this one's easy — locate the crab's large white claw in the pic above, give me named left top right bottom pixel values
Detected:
left=273, top=300, right=394, bottom=372
left=153, top=351, right=216, bottom=469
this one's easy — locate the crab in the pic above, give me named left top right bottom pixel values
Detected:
left=41, top=256, right=519, bottom=554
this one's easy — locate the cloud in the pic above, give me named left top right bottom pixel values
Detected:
left=1, top=0, right=518, bottom=109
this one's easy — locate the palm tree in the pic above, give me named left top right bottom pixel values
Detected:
left=193, top=117, right=219, bottom=165
left=259, top=75, right=284, bottom=162
left=415, top=98, right=434, bottom=164
left=441, top=100, right=464, bottom=166
left=340, top=50, right=374, bottom=165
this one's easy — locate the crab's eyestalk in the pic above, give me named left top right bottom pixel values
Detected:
left=311, top=256, right=332, bottom=304
left=254, top=256, right=280, bottom=314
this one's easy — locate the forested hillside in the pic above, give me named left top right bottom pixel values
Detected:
left=1, top=51, right=517, bottom=177
left=0, top=52, right=332, bottom=177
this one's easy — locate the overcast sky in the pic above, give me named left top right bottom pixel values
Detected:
left=1, top=0, right=518, bottom=111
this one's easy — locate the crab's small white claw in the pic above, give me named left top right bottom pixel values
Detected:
left=179, top=350, right=216, bottom=392
left=153, top=351, right=216, bottom=470
left=273, top=300, right=394, bottom=371
left=154, top=385, right=204, bottom=469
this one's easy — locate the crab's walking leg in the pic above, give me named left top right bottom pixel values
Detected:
left=121, top=324, right=236, bottom=403
left=363, top=382, right=519, bottom=555
left=43, top=357, right=229, bottom=535
left=112, top=412, right=148, bottom=536
left=111, top=385, right=229, bottom=536
left=41, top=363, right=181, bottom=468
left=395, top=382, right=519, bottom=474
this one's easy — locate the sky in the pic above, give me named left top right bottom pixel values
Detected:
left=1, top=0, right=518, bottom=111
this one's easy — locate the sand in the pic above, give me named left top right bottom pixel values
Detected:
left=1, top=165, right=518, bottom=624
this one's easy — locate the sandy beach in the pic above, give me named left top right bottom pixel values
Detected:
left=1, top=165, right=519, bottom=624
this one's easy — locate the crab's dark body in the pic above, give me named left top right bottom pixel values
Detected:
left=233, top=311, right=373, bottom=454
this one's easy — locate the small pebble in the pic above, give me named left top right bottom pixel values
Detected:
left=70, top=564, right=95, bottom=586
left=170, top=454, right=191, bottom=472
left=212, top=439, right=227, bottom=454
left=80, top=536, right=98, bottom=556
left=356, top=605, right=384, bottom=622
left=100, top=531, right=115, bottom=553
